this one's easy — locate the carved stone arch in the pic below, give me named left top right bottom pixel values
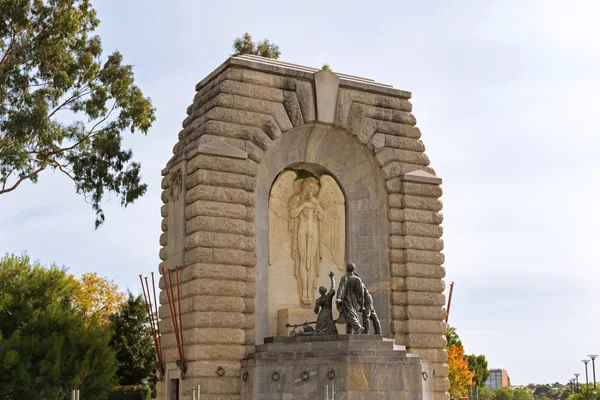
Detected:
left=256, top=123, right=390, bottom=341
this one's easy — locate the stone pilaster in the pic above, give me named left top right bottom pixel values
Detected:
left=389, top=170, right=449, bottom=400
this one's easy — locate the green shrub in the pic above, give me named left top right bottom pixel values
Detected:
left=106, top=385, right=151, bottom=400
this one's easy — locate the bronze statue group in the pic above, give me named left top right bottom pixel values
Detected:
left=312, top=262, right=382, bottom=336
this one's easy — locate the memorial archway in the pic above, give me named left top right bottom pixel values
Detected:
left=255, top=124, right=390, bottom=341
left=156, top=55, right=447, bottom=399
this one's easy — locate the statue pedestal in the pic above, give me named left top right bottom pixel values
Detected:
left=241, top=335, right=423, bottom=399
left=277, top=308, right=316, bottom=336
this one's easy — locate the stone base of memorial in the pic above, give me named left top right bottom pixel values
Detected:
left=240, top=335, right=423, bottom=399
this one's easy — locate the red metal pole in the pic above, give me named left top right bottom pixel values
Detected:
left=139, top=275, right=160, bottom=364
left=445, top=281, right=455, bottom=324
left=162, top=267, right=183, bottom=360
left=151, top=272, right=163, bottom=363
left=145, top=277, right=162, bottom=364
left=175, top=265, right=185, bottom=360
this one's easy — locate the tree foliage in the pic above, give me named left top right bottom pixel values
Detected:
left=0, top=253, right=116, bottom=399
left=468, top=354, right=490, bottom=387
left=110, top=292, right=155, bottom=386
left=448, top=344, right=474, bottom=398
left=74, top=272, right=125, bottom=324
left=567, top=384, right=600, bottom=400
left=0, top=0, right=155, bottom=227
left=232, top=32, right=280, bottom=59
left=492, top=387, right=535, bottom=400
left=447, top=325, right=463, bottom=347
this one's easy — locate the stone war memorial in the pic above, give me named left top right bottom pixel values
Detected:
left=157, top=54, right=448, bottom=399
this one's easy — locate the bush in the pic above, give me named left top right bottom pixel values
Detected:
left=106, top=385, right=151, bottom=400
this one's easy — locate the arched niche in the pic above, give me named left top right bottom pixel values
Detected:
left=255, top=123, right=390, bottom=342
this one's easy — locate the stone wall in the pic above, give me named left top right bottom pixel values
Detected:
left=157, top=55, right=449, bottom=400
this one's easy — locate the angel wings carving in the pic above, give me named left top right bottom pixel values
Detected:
left=269, top=170, right=345, bottom=305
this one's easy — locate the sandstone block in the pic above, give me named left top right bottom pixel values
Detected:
left=402, top=195, right=443, bottom=211
left=185, top=200, right=247, bottom=220
left=432, top=363, right=450, bottom=377
left=159, top=278, right=246, bottom=300
left=243, top=297, right=255, bottom=313
left=392, top=319, right=446, bottom=335
left=335, top=89, right=412, bottom=127
left=160, top=204, right=168, bottom=217
left=405, top=263, right=446, bottom=279
left=244, top=140, right=264, bottom=163
left=161, top=175, right=170, bottom=189
left=243, top=313, right=255, bottom=329
left=368, top=132, right=385, bottom=153
left=160, top=327, right=244, bottom=347
left=185, top=359, right=242, bottom=378
left=159, top=232, right=168, bottom=246
left=161, top=189, right=169, bottom=203
left=392, top=291, right=445, bottom=306
left=182, top=377, right=241, bottom=395
left=386, top=206, right=444, bottom=225
left=188, top=154, right=258, bottom=176
left=244, top=328, right=256, bottom=345
left=382, top=163, right=436, bottom=181
left=384, top=135, right=426, bottom=152
left=389, top=235, right=444, bottom=251
left=393, top=305, right=447, bottom=321
left=401, top=181, right=443, bottom=198
left=186, top=169, right=256, bottom=191
left=376, top=148, right=430, bottom=167
left=185, top=247, right=257, bottom=266
left=360, top=103, right=417, bottom=125
left=186, top=184, right=255, bottom=206
left=185, top=231, right=253, bottom=251
left=406, top=277, right=445, bottom=292
left=375, top=121, right=421, bottom=138
left=435, top=391, right=451, bottom=400
left=158, top=295, right=245, bottom=315
left=194, top=120, right=273, bottom=151
left=389, top=222, right=443, bottom=238
left=407, top=348, right=448, bottom=363
left=181, top=263, right=247, bottom=282
left=282, top=89, right=304, bottom=127
left=390, top=277, right=405, bottom=291
left=160, top=312, right=245, bottom=333
left=434, top=377, right=451, bottom=391
left=187, top=344, right=246, bottom=361
left=244, top=281, right=256, bottom=298
left=390, top=249, right=444, bottom=265
left=407, top=333, right=447, bottom=348
left=186, top=215, right=254, bottom=236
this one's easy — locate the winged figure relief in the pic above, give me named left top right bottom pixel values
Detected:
left=269, top=171, right=345, bottom=305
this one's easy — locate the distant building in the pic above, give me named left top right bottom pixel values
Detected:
left=485, top=369, right=510, bottom=389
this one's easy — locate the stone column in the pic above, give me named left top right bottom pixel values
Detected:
left=389, top=170, right=449, bottom=400
left=157, top=143, right=257, bottom=400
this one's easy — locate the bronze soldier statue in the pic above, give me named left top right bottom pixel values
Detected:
left=335, top=263, right=365, bottom=334
left=362, top=285, right=382, bottom=335
left=313, top=271, right=338, bottom=335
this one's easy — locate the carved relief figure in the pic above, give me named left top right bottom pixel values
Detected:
left=269, top=170, right=345, bottom=305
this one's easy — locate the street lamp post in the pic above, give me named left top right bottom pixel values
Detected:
left=589, top=355, right=598, bottom=389
left=575, top=373, right=581, bottom=393
left=583, top=360, right=590, bottom=386
left=570, top=378, right=575, bottom=394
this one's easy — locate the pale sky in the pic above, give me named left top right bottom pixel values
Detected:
left=2, top=0, right=600, bottom=386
